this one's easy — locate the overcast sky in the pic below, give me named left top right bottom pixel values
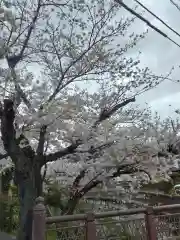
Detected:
left=125, top=0, right=180, bottom=118
left=1, top=0, right=180, bottom=119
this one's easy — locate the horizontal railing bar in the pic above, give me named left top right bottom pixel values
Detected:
left=154, top=204, right=180, bottom=212
left=95, top=207, right=146, bottom=219
left=46, top=213, right=87, bottom=224
left=46, top=208, right=146, bottom=224
left=45, top=204, right=180, bottom=224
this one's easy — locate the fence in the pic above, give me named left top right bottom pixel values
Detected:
left=32, top=196, right=180, bottom=240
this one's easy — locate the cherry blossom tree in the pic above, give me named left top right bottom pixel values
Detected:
left=45, top=111, right=180, bottom=213
left=0, top=0, right=168, bottom=239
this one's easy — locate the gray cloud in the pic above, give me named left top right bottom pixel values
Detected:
left=126, top=0, right=180, bottom=115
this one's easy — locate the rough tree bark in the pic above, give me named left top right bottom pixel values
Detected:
left=0, top=99, right=44, bottom=240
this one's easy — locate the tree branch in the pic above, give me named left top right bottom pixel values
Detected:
left=94, top=97, right=135, bottom=127
left=76, top=141, right=115, bottom=154
left=40, top=1, right=70, bottom=7
left=46, top=19, right=120, bottom=104
left=47, top=45, right=95, bottom=103
left=0, top=153, right=8, bottom=160
left=0, top=99, right=35, bottom=172
left=1, top=99, right=17, bottom=156
left=70, top=163, right=151, bottom=200
left=44, top=139, right=82, bottom=163
left=36, top=125, right=47, bottom=156
left=16, top=133, right=35, bottom=157
left=72, top=169, right=86, bottom=189
left=7, top=0, right=42, bottom=68
left=62, top=161, right=150, bottom=214
left=62, top=172, right=102, bottom=214
left=10, top=68, right=33, bottom=111
left=109, top=163, right=151, bottom=179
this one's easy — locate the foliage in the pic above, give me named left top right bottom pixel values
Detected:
left=0, top=182, right=19, bottom=234
left=0, top=195, right=19, bottom=233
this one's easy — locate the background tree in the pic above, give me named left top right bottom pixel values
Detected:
left=44, top=111, right=180, bottom=211
left=0, top=0, right=168, bottom=239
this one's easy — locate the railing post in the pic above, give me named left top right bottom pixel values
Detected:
left=145, top=207, right=157, bottom=240
left=32, top=196, right=46, bottom=240
left=86, top=213, right=97, bottom=240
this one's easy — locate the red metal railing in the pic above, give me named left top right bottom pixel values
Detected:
left=32, top=196, right=180, bottom=240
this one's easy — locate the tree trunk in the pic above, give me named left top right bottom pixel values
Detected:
left=0, top=99, right=45, bottom=240
left=0, top=164, right=15, bottom=232
left=16, top=167, right=42, bottom=240
left=17, top=178, right=35, bottom=240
